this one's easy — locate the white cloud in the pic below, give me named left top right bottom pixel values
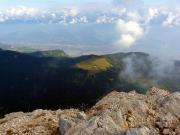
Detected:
left=163, top=13, right=177, bottom=27
left=0, top=6, right=39, bottom=22
left=112, top=7, right=126, bottom=16
left=0, top=4, right=179, bottom=28
left=79, top=16, right=88, bottom=23
left=63, top=6, right=79, bottom=17
left=116, top=19, right=144, bottom=47
left=96, top=15, right=116, bottom=23
left=112, top=0, right=180, bottom=49
left=119, top=20, right=143, bottom=37
left=162, top=11, right=180, bottom=27
left=117, top=34, right=136, bottom=47
left=145, top=8, right=159, bottom=24
left=69, top=18, right=77, bottom=24
left=6, top=6, right=39, bottom=17
left=127, top=11, right=141, bottom=21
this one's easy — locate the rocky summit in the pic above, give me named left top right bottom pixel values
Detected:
left=0, top=87, right=180, bottom=135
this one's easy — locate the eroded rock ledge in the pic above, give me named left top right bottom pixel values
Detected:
left=0, top=87, right=180, bottom=135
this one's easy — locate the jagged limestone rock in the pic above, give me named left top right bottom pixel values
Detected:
left=0, top=109, right=59, bottom=135
left=62, top=88, right=180, bottom=135
left=65, top=109, right=126, bottom=135
left=0, top=87, right=180, bottom=135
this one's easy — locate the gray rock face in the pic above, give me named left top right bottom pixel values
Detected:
left=126, top=126, right=150, bottom=135
left=59, top=110, right=86, bottom=135
left=62, top=87, right=180, bottom=135
left=0, top=87, right=180, bottom=135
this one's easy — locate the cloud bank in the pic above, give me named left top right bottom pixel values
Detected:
left=0, top=2, right=180, bottom=51
left=113, top=0, right=180, bottom=48
left=0, top=6, right=39, bottom=22
left=0, top=5, right=179, bottom=26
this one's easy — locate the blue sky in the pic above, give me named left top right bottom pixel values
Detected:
left=0, top=0, right=179, bottom=11
left=0, top=0, right=111, bottom=8
left=0, top=0, right=177, bottom=8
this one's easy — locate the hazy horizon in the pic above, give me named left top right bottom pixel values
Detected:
left=0, top=0, right=180, bottom=58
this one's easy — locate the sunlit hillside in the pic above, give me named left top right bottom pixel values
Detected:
left=75, top=57, right=112, bottom=72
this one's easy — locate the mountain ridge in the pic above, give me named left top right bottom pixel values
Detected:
left=0, top=48, right=180, bottom=116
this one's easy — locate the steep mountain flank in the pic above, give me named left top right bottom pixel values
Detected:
left=0, top=87, right=179, bottom=135
left=0, top=49, right=180, bottom=115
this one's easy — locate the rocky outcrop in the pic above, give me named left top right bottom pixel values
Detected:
left=0, top=87, right=180, bottom=135
left=0, top=109, right=61, bottom=135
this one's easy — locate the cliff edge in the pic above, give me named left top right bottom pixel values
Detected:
left=0, top=87, right=180, bottom=135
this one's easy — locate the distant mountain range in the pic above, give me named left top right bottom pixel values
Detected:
left=0, top=6, right=126, bottom=25
left=0, top=48, right=180, bottom=115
